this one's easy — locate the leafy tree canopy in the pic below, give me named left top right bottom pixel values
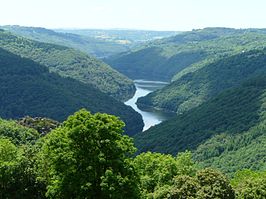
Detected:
left=37, top=109, right=140, bottom=199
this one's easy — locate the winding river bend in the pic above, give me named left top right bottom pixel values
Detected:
left=125, top=80, right=176, bottom=131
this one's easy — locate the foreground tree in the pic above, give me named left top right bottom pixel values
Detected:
left=169, top=168, right=235, bottom=199
left=17, top=116, right=60, bottom=136
left=133, top=151, right=196, bottom=198
left=0, top=137, right=45, bottom=198
left=231, top=169, right=266, bottom=199
left=38, top=109, right=140, bottom=199
left=196, top=168, right=235, bottom=199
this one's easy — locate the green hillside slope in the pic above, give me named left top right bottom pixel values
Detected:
left=0, top=48, right=143, bottom=135
left=134, top=75, right=266, bottom=154
left=138, top=48, right=266, bottom=113
left=0, top=30, right=135, bottom=101
left=1, top=25, right=130, bottom=58
left=194, top=121, right=266, bottom=174
left=106, top=28, right=266, bottom=81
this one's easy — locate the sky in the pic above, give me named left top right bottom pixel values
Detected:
left=1, top=0, right=266, bottom=31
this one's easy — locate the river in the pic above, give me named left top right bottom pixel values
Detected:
left=125, top=80, right=176, bottom=131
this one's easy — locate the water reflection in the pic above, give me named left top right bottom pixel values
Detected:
left=125, top=80, right=176, bottom=131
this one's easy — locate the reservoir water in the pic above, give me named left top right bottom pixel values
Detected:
left=125, top=80, right=176, bottom=131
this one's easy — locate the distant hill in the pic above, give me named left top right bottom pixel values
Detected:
left=1, top=25, right=131, bottom=58
left=0, top=30, right=135, bottom=101
left=1, top=26, right=179, bottom=59
left=0, top=48, right=143, bottom=135
left=138, top=48, right=266, bottom=113
left=55, top=28, right=179, bottom=44
left=106, top=28, right=266, bottom=81
left=134, top=75, right=266, bottom=154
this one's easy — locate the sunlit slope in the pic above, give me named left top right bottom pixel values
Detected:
left=138, top=48, right=266, bottom=113
left=134, top=75, right=266, bottom=154
left=0, top=29, right=135, bottom=101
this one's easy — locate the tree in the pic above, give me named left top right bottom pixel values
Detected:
left=0, top=137, right=45, bottom=198
left=17, top=116, right=60, bottom=136
left=133, top=151, right=196, bottom=198
left=37, top=109, right=140, bottom=199
left=168, top=168, right=235, bottom=199
left=196, top=168, right=235, bottom=199
left=169, top=175, right=199, bottom=199
left=0, top=118, right=40, bottom=145
left=231, top=169, right=266, bottom=199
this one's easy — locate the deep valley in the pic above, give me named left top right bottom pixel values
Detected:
left=1, top=22, right=266, bottom=198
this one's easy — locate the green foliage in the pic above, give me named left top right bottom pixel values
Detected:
left=0, top=30, right=135, bottom=101
left=0, top=119, right=46, bottom=198
left=195, top=168, right=235, bottom=199
left=106, top=28, right=266, bottom=82
left=138, top=48, right=266, bottom=113
left=194, top=122, right=266, bottom=175
left=133, top=151, right=235, bottom=199
left=1, top=25, right=131, bottom=58
left=4, top=26, right=177, bottom=59
left=17, top=116, right=60, bottom=136
left=133, top=151, right=196, bottom=198
left=168, top=168, right=235, bottom=199
left=0, top=118, right=40, bottom=145
left=37, top=109, right=140, bottom=199
left=0, top=137, right=17, bottom=162
left=231, top=170, right=266, bottom=199
left=135, top=75, right=266, bottom=154
left=0, top=112, right=264, bottom=198
left=169, top=175, right=199, bottom=199
left=0, top=47, right=143, bottom=135
left=107, top=45, right=206, bottom=81
left=0, top=137, right=45, bottom=198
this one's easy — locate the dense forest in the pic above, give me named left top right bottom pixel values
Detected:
left=134, top=75, right=266, bottom=171
left=1, top=109, right=265, bottom=198
left=0, top=30, right=135, bottom=101
left=106, top=28, right=266, bottom=81
left=0, top=48, right=143, bottom=135
left=1, top=26, right=178, bottom=59
left=0, top=25, right=131, bottom=58
left=138, top=48, right=266, bottom=112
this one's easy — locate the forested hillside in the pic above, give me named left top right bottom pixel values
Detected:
left=0, top=48, right=143, bottom=135
left=194, top=121, right=266, bottom=175
left=1, top=25, right=130, bottom=58
left=138, top=48, right=266, bottom=112
left=134, top=75, right=266, bottom=159
left=0, top=30, right=135, bottom=101
left=106, top=28, right=266, bottom=81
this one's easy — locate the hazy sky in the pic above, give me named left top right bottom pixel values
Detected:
left=1, top=0, right=266, bottom=31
